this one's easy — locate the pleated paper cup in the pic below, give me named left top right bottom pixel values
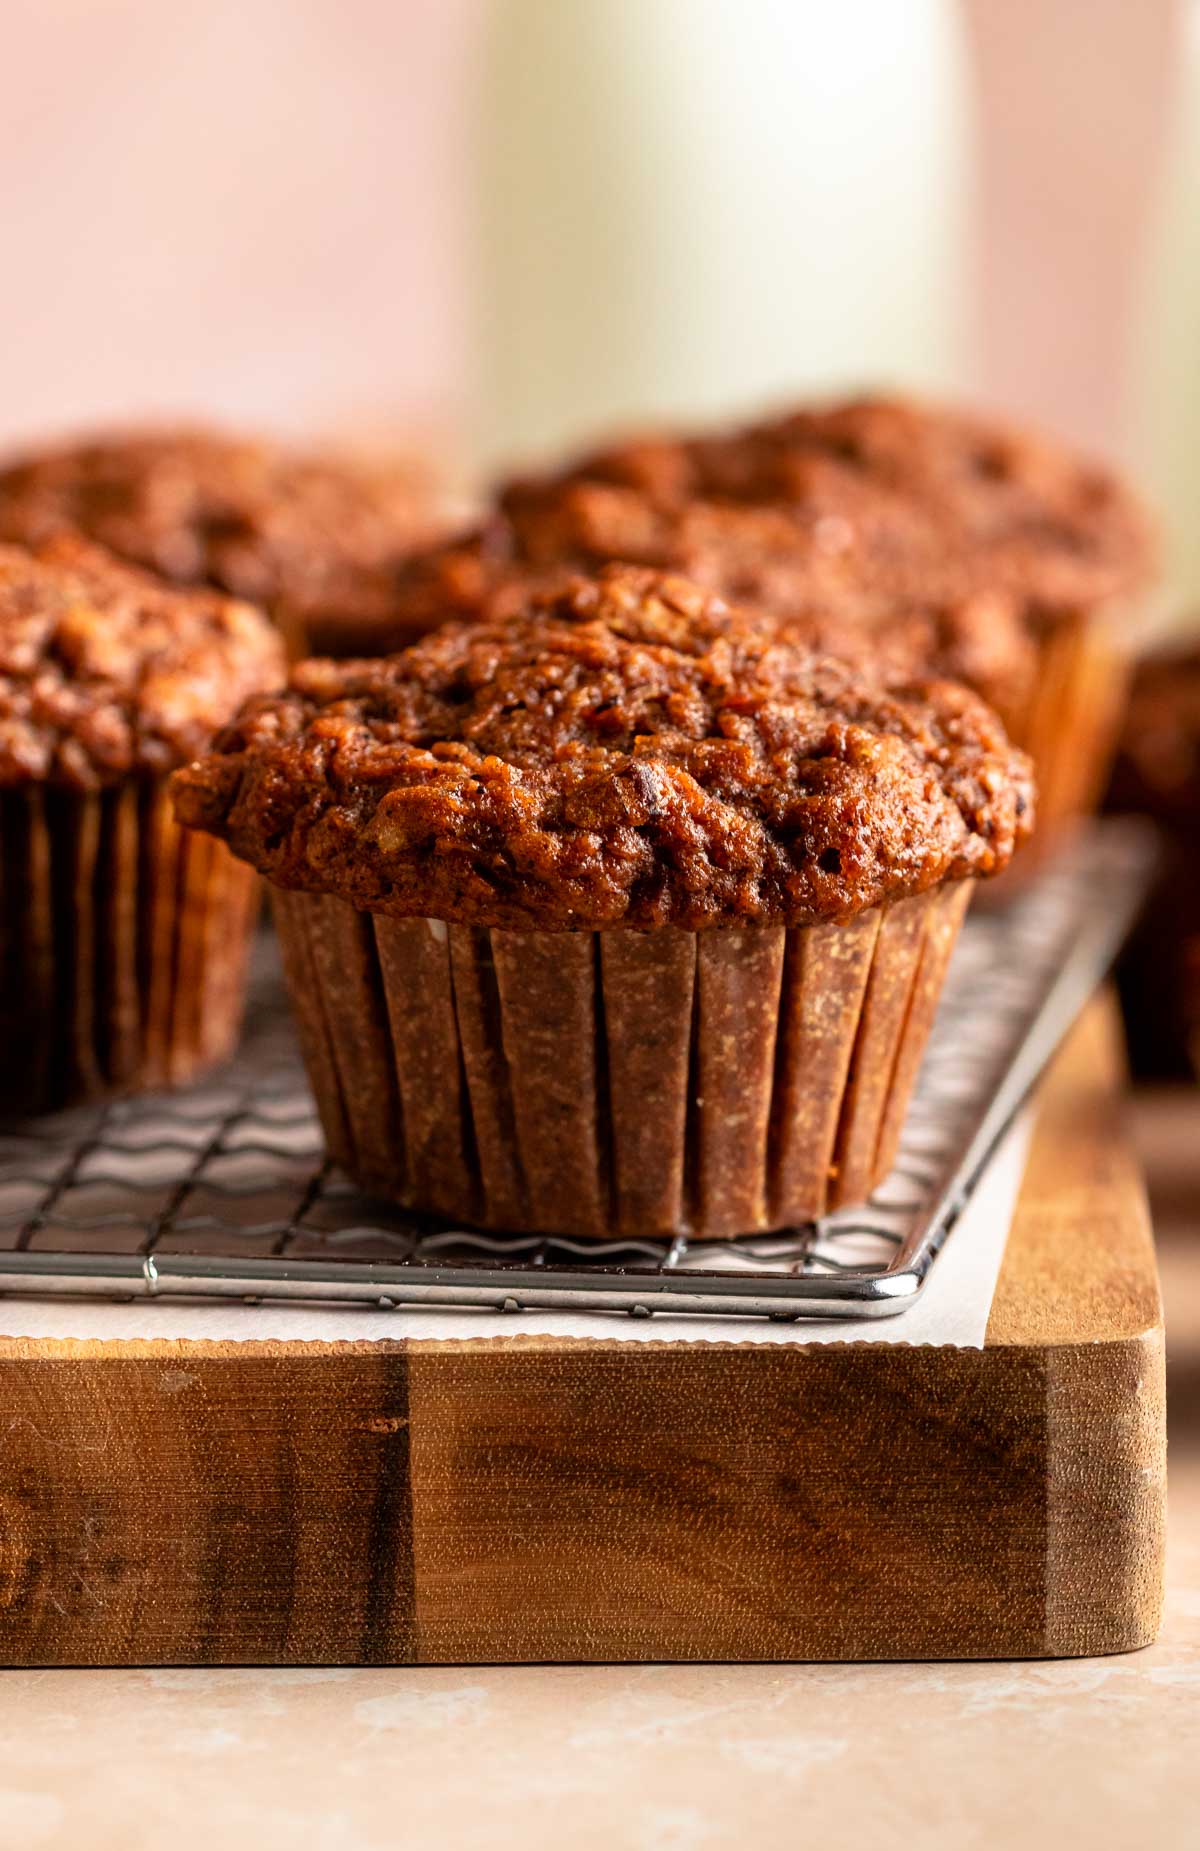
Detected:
left=1005, top=604, right=1134, bottom=851
left=0, top=778, right=258, bottom=1113
left=272, top=879, right=971, bottom=1239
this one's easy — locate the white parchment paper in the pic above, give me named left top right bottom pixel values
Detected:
left=0, top=1114, right=1031, bottom=1349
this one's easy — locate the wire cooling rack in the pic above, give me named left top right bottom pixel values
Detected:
left=0, top=823, right=1153, bottom=1321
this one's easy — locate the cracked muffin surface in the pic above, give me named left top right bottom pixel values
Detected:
left=0, top=533, right=284, bottom=787
left=173, top=565, right=1034, bottom=931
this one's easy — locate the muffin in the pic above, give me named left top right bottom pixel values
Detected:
left=1105, top=641, right=1200, bottom=1080
left=172, top=566, right=1033, bottom=1237
left=0, top=532, right=284, bottom=1111
left=0, top=426, right=448, bottom=658
left=390, top=393, right=1153, bottom=845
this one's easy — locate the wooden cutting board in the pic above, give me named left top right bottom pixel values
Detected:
left=0, top=994, right=1165, bottom=1665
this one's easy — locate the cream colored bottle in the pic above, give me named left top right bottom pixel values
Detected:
left=473, top=0, right=969, bottom=472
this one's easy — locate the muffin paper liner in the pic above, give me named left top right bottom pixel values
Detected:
left=1004, top=604, right=1134, bottom=858
left=0, top=781, right=258, bottom=1112
left=273, top=881, right=972, bottom=1238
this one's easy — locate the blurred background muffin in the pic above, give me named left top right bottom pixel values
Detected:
left=380, top=394, right=1151, bottom=868
left=0, top=532, right=284, bottom=1110
left=0, top=428, right=452, bottom=659
left=494, top=394, right=1157, bottom=845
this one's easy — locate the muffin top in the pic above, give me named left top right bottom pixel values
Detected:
left=0, top=534, right=285, bottom=788
left=505, top=393, right=1156, bottom=617
left=1107, top=642, right=1200, bottom=824
left=0, top=426, right=447, bottom=655
left=172, top=565, right=1034, bottom=931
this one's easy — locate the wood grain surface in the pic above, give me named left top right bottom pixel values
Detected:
left=0, top=995, right=1165, bottom=1665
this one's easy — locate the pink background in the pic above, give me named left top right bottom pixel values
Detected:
left=965, top=0, right=1181, bottom=458
left=0, top=1, right=478, bottom=452
left=0, top=1, right=1188, bottom=486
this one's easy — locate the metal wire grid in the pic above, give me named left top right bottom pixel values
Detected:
left=0, top=823, right=1153, bottom=1319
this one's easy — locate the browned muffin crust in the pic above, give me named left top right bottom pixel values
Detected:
left=0, top=426, right=446, bottom=654
left=0, top=533, right=285, bottom=787
left=508, top=393, right=1156, bottom=617
left=501, top=462, right=951, bottom=614
left=172, top=565, right=1034, bottom=932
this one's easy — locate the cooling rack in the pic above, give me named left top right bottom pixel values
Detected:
left=0, top=823, right=1153, bottom=1321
